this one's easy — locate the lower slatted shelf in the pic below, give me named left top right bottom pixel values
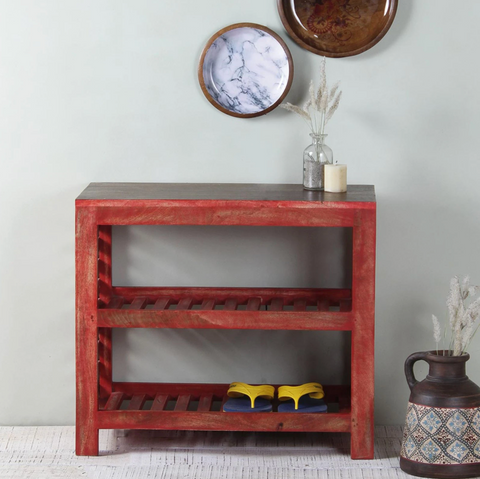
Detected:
left=98, top=287, right=353, bottom=330
left=97, top=383, right=351, bottom=433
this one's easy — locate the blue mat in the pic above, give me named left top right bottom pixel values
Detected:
left=277, top=396, right=328, bottom=413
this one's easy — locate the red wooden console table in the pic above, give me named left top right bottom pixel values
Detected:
left=75, top=183, right=376, bottom=458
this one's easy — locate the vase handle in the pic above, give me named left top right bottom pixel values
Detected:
left=405, top=351, right=429, bottom=391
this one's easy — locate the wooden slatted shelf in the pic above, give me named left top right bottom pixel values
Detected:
left=97, top=383, right=351, bottom=433
left=98, top=287, right=353, bottom=330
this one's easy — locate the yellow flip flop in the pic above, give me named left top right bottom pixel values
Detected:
left=223, top=382, right=274, bottom=412
left=278, top=382, right=327, bottom=412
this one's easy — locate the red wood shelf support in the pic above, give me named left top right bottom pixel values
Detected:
left=350, top=208, right=376, bottom=459
left=75, top=206, right=100, bottom=456
left=97, top=410, right=351, bottom=432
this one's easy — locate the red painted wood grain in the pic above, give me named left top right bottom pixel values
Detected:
left=98, top=225, right=112, bottom=306
left=97, top=309, right=354, bottom=330
left=98, top=226, right=113, bottom=400
left=246, top=297, right=261, bottom=311
left=75, top=206, right=100, bottom=455
left=109, top=286, right=352, bottom=304
left=174, top=395, right=192, bottom=411
left=128, top=394, right=147, bottom=411
left=177, top=298, right=193, bottom=310
left=153, top=298, right=170, bottom=310
left=97, top=410, right=351, bottom=432
left=151, top=394, right=169, bottom=411
left=98, top=328, right=112, bottom=399
left=224, top=298, right=238, bottom=311
left=95, top=204, right=355, bottom=227
left=201, top=299, right=216, bottom=310
left=129, top=297, right=148, bottom=310
left=111, top=382, right=350, bottom=402
left=197, top=395, right=214, bottom=412
left=350, top=208, right=376, bottom=459
left=269, top=298, right=284, bottom=311
left=104, top=392, right=124, bottom=411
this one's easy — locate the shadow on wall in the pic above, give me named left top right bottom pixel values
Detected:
left=112, top=225, right=352, bottom=386
left=112, top=225, right=352, bottom=288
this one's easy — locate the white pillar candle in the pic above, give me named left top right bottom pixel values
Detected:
left=324, top=164, right=347, bottom=193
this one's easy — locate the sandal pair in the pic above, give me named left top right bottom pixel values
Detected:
left=223, top=382, right=327, bottom=413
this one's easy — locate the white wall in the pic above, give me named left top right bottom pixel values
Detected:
left=1, top=0, right=479, bottom=426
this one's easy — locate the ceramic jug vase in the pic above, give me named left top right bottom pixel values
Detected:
left=400, top=351, right=480, bottom=478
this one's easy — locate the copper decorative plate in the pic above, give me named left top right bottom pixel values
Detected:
left=277, top=0, right=398, bottom=58
left=198, top=23, right=293, bottom=118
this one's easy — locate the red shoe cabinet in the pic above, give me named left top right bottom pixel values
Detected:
left=75, top=183, right=376, bottom=458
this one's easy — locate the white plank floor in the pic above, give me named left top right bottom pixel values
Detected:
left=0, top=426, right=412, bottom=479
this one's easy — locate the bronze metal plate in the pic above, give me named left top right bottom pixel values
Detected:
left=277, top=0, right=398, bottom=57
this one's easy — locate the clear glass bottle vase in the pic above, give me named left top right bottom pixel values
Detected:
left=303, top=133, right=333, bottom=190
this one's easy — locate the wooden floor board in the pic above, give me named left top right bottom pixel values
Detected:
left=0, top=426, right=411, bottom=478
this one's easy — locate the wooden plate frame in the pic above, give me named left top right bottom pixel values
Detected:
left=277, top=0, right=398, bottom=58
left=198, top=23, right=294, bottom=118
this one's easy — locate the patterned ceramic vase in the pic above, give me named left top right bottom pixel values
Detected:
left=400, top=351, right=480, bottom=478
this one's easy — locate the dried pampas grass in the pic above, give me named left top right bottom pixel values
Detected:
left=433, top=275, right=480, bottom=356
left=280, top=57, right=342, bottom=137
left=432, top=314, right=441, bottom=354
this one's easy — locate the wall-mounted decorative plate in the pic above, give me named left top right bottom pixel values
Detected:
left=277, top=0, right=397, bottom=58
left=198, top=23, right=293, bottom=118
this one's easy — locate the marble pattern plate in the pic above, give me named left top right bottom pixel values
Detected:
left=199, top=23, right=293, bottom=118
left=277, top=0, right=397, bottom=58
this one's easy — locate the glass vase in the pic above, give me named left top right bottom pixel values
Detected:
left=303, top=133, right=333, bottom=190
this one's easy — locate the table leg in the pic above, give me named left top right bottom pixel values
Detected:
left=75, top=206, right=99, bottom=456
left=351, top=208, right=376, bottom=459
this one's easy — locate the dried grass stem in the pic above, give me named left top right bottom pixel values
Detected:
left=280, top=57, right=342, bottom=138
